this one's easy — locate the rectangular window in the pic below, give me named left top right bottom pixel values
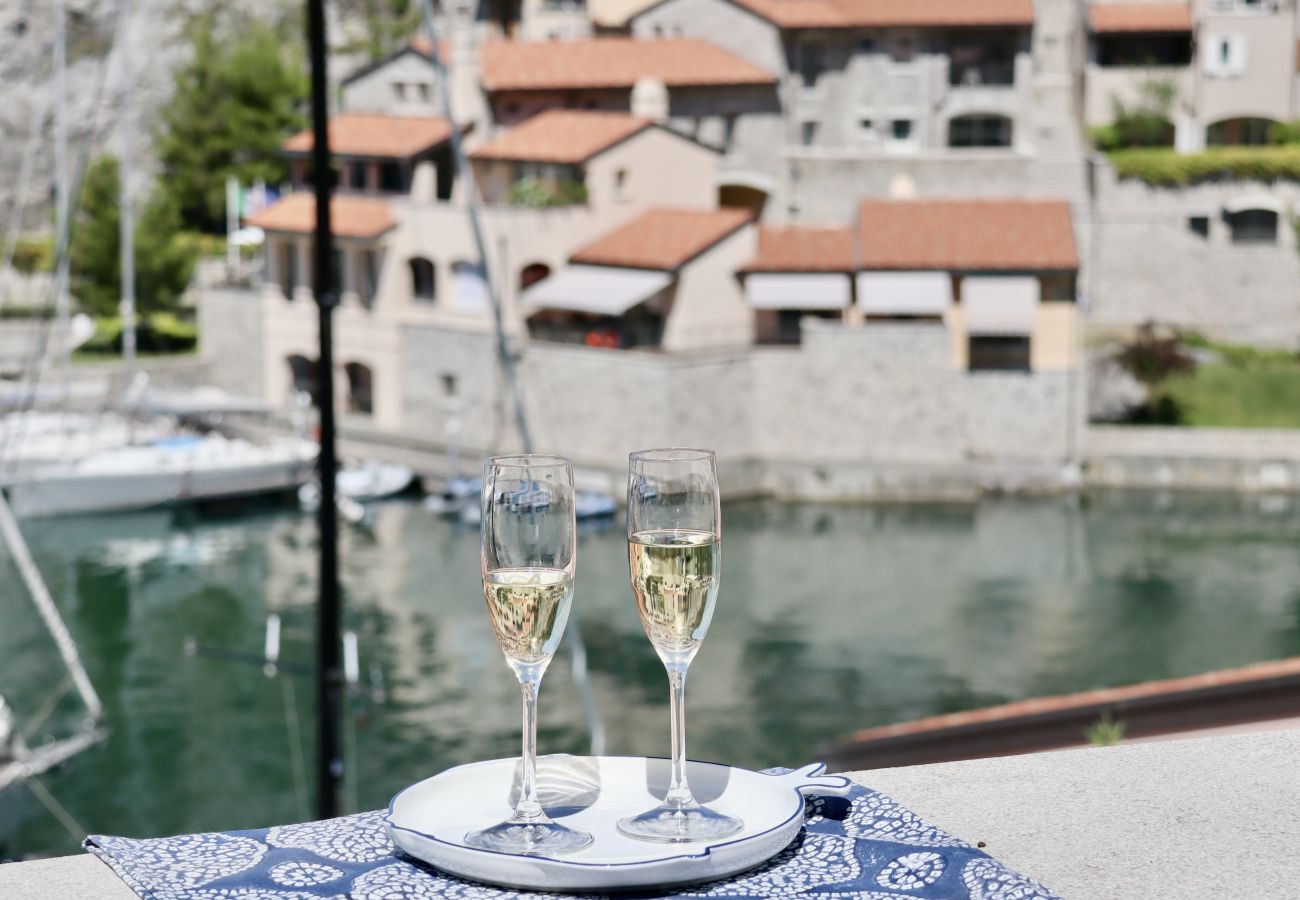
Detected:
left=801, top=121, right=818, bottom=146
left=1188, top=216, right=1210, bottom=239
left=347, top=161, right=367, bottom=191
left=1096, top=34, right=1193, bottom=67
left=800, top=41, right=824, bottom=86
left=417, top=83, right=431, bottom=102
left=891, top=119, right=913, bottom=142
left=280, top=242, right=296, bottom=300
left=379, top=162, right=405, bottom=193
left=358, top=250, right=379, bottom=308
left=392, top=82, right=406, bottom=101
left=949, top=31, right=1016, bottom=85
left=614, top=167, right=629, bottom=199
left=968, top=336, right=1031, bottom=371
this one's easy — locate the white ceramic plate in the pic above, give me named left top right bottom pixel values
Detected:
left=385, top=755, right=852, bottom=893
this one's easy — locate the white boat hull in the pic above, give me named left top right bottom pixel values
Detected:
left=7, top=439, right=317, bottom=518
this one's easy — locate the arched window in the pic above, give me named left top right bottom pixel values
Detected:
left=1227, top=208, right=1278, bottom=244
left=1206, top=117, right=1278, bottom=147
left=519, top=263, right=551, bottom=291
left=451, top=260, right=489, bottom=312
left=948, top=114, right=1013, bottom=148
left=410, top=257, right=436, bottom=302
left=286, top=354, right=319, bottom=402
left=344, top=362, right=374, bottom=415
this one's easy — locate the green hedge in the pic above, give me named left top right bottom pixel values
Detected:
left=1108, top=146, right=1300, bottom=186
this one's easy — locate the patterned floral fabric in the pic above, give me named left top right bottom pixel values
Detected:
left=85, top=779, right=1059, bottom=900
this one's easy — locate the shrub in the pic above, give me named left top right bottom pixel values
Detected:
left=1108, top=145, right=1300, bottom=186
left=1268, top=120, right=1300, bottom=146
left=507, top=178, right=589, bottom=208
left=9, top=237, right=55, bottom=274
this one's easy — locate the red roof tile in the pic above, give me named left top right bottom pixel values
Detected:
left=481, top=38, right=776, bottom=92
left=471, top=110, right=653, bottom=164
left=571, top=208, right=754, bottom=270
left=1088, top=3, right=1192, bottom=33
left=246, top=194, right=396, bottom=240
left=731, top=0, right=1035, bottom=29
left=857, top=198, right=1078, bottom=271
left=282, top=113, right=456, bottom=159
left=741, top=226, right=855, bottom=272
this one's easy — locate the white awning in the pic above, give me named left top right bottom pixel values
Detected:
left=963, top=276, right=1039, bottom=335
left=522, top=265, right=671, bottom=316
left=857, top=271, right=952, bottom=315
left=745, top=273, right=851, bottom=310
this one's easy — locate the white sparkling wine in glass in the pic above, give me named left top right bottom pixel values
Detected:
left=629, top=529, right=719, bottom=661
left=483, top=567, right=573, bottom=668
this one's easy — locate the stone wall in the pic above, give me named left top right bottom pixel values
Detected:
left=396, top=316, right=1079, bottom=497
left=1087, top=424, right=1300, bottom=491
left=197, top=287, right=266, bottom=400
left=1088, top=164, right=1300, bottom=345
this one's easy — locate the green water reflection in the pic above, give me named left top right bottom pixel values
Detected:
left=5, top=492, right=1300, bottom=856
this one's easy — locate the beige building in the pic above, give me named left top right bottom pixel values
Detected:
left=629, top=0, right=1090, bottom=222
left=740, top=197, right=1082, bottom=371
left=1085, top=0, right=1300, bottom=150
left=246, top=108, right=726, bottom=429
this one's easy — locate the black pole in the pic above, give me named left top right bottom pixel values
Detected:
left=307, top=0, right=342, bottom=820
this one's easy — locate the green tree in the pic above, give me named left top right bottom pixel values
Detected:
left=70, top=155, right=200, bottom=319
left=69, top=156, right=123, bottom=317
left=156, top=14, right=307, bottom=233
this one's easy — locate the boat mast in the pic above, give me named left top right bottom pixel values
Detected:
left=416, top=0, right=533, bottom=453
left=53, top=0, right=71, bottom=406
left=117, top=0, right=136, bottom=376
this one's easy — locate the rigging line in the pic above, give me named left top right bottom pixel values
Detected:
left=1, top=80, right=52, bottom=287
left=24, top=776, right=88, bottom=845
left=0, top=0, right=130, bottom=477
left=0, top=491, right=103, bottom=720
left=415, top=0, right=533, bottom=453
left=17, top=673, right=74, bottom=741
left=281, top=673, right=310, bottom=822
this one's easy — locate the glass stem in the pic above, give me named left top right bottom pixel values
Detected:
left=665, top=667, right=695, bottom=809
left=513, top=678, right=546, bottom=823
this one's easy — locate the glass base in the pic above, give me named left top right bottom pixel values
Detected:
left=617, top=803, right=744, bottom=843
left=465, top=819, right=593, bottom=856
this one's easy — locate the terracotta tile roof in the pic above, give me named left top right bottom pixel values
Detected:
left=481, top=38, right=776, bottom=92
left=282, top=113, right=456, bottom=159
left=857, top=198, right=1078, bottom=271
left=1088, top=2, right=1192, bottom=33
left=741, top=226, right=855, bottom=272
left=246, top=194, right=396, bottom=240
left=571, top=208, right=754, bottom=270
left=730, top=0, right=1034, bottom=30
left=471, top=110, right=653, bottom=164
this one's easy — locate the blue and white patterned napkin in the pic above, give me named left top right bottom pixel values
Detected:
left=85, top=777, right=1059, bottom=899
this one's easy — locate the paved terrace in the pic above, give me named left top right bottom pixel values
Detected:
left=1, top=728, right=1297, bottom=898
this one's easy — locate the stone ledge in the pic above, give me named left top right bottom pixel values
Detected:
left=1, top=729, right=1297, bottom=898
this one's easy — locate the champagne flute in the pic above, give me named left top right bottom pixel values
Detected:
left=617, top=448, right=742, bottom=843
left=465, top=455, right=593, bottom=856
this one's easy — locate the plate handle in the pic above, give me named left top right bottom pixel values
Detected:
left=769, top=762, right=854, bottom=797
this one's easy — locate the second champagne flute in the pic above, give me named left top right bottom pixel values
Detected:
left=617, top=448, right=743, bottom=843
left=465, top=454, right=593, bottom=856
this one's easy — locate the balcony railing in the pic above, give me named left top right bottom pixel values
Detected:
left=949, top=62, right=1015, bottom=88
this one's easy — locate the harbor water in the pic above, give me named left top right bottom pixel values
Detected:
left=5, top=491, right=1300, bottom=857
